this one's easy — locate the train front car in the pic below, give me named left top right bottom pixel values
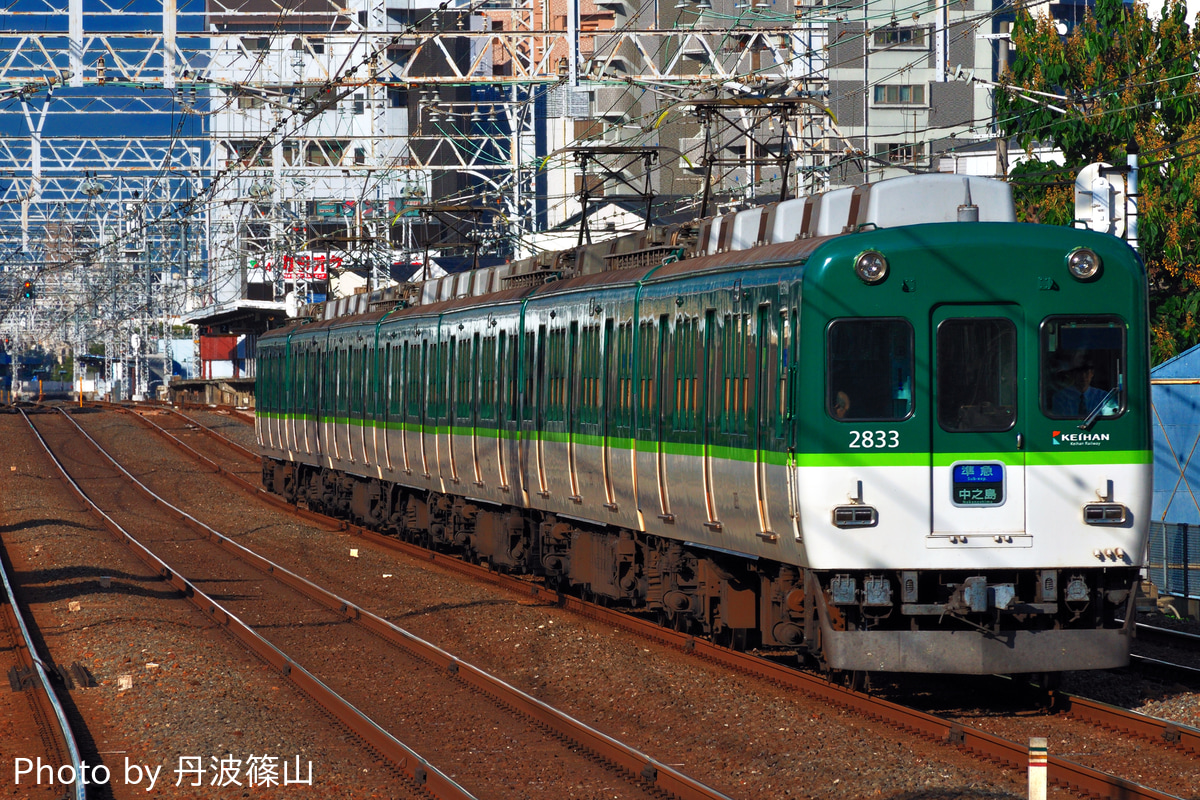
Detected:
left=797, top=219, right=1151, bottom=674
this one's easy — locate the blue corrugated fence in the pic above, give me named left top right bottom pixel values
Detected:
left=1147, top=521, right=1200, bottom=599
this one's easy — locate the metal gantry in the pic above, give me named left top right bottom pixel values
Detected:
left=0, top=0, right=837, bottom=383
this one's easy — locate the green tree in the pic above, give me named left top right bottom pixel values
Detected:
left=997, top=0, right=1200, bottom=362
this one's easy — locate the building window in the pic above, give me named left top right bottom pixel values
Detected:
left=872, top=27, right=928, bottom=49
left=874, top=142, right=926, bottom=164
left=227, top=141, right=270, bottom=167
left=353, top=93, right=365, bottom=115
left=238, top=94, right=264, bottom=110
left=872, top=83, right=926, bottom=105
left=305, top=141, right=348, bottom=166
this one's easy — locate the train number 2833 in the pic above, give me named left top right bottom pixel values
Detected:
left=849, top=430, right=900, bottom=448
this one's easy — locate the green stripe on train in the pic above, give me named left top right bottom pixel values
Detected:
left=261, top=414, right=1149, bottom=468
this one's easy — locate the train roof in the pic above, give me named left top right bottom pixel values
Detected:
left=261, top=173, right=1019, bottom=343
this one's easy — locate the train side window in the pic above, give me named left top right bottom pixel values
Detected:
left=580, top=324, right=601, bottom=425
left=406, top=343, right=419, bottom=418
left=455, top=335, right=473, bottom=421
left=722, top=312, right=749, bottom=435
left=523, top=330, right=538, bottom=423
left=777, top=309, right=790, bottom=439
left=673, top=315, right=698, bottom=432
left=637, top=320, right=656, bottom=431
left=389, top=345, right=402, bottom=416
left=546, top=327, right=566, bottom=424
left=616, top=321, right=633, bottom=431
left=936, top=318, right=1016, bottom=432
left=827, top=319, right=914, bottom=422
left=338, top=348, right=349, bottom=414
left=1040, top=316, right=1125, bottom=420
left=481, top=334, right=496, bottom=422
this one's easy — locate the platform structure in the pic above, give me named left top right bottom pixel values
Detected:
left=168, top=377, right=257, bottom=408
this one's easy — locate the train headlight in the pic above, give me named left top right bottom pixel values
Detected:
left=1066, top=248, right=1102, bottom=281
left=854, top=250, right=888, bottom=284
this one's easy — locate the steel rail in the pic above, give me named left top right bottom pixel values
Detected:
left=112, top=405, right=1187, bottom=800
left=0, top=510, right=87, bottom=800
left=1055, top=685, right=1200, bottom=756
left=158, top=406, right=259, bottom=461
left=62, top=407, right=736, bottom=800
left=174, top=400, right=256, bottom=426
left=95, top=401, right=258, bottom=460
left=99, top=403, right=345, bottom=531
left=1127, top=652, right=1200, bottom=686
left=1133, top=622, right=1200, bottom=648
left=22, top=409, right=477, bottom=800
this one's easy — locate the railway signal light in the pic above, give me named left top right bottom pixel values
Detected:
left=21, top=280, right=33, bottom=299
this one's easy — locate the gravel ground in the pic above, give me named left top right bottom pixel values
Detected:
left=0, top=410, right=404, bottom=800
left=11, top=403, right=1188, bottom=800
left=47, top=407, right=672, bottom=800
left=79, top=407, right=1092, bottom=800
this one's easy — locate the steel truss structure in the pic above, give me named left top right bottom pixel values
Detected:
left=0, top=0, right=833, bottom=390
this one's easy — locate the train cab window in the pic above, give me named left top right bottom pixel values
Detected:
left=1041, top=317, right=1125, bottom=420
left=937, top=318, right=1016, bottom=432
left=827, top=319, right=913, bottom=421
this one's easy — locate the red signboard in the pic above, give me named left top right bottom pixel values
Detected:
left=259, top=253, right=339, bottom=281
left=200, top=335, right=238, bottom=361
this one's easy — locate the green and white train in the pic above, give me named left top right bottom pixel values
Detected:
left=257, top=174, right=1151, bottom=674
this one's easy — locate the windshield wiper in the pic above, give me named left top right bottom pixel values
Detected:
left=1078, top=385, right=1120, bottom=431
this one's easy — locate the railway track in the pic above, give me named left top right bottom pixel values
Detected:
left=0, top=527, right=87, bottom=800
left=116, top=401, right=1198, bottom=800
left=1111, top=620, right=1200, bottom=685
left=1132, top=621, right=1200, bottom=653
left=31, top=406, right=734, bottom=800
left=22, top=407, right=468, bottom=800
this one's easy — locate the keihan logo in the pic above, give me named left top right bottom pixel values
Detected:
left=1053, top=430, right=1110, bottom=446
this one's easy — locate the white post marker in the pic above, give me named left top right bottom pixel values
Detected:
left=1028, top=736, right=1048, bottom=800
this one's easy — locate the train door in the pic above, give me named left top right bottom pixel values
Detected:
left=285, top=339, right=297, bottom=452
left=611, top=320, right=635, bottom=513
left=381, top=343, right=395, bottom=471
left=339, top=342, right=352, bottom=462
left=319, top=345, right=332, bottom=461
left=931, top=305, right=1026, bottom=536
left=702, top=309, right=718, bottom=525
left=399, top=343, right=411, bottom=473
left=567, top=321, right=580, bottom=501
left=496, top=330, right=510, bottom=491
left=448, top=336, right=459, bottom=483
left=328, top=345, right=343, bottom=462
left=655, top=314, right=671, bottom=520
left=753, top=304, right=772, bottom=536
left=418, top=340, right=430, bottom=477
left=535, top=325, right=549, bottom=497
left=356, top=345, right=369, bottom=464
left=517, top=329, right=538, bottom=502
left=601, top=319, right=616, bottom=510
left=311, top=346, right=322, bottom=458
left=470, top=331, right=482, bottom=486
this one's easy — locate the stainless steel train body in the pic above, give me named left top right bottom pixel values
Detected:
left=257, top=175, right=1152, bottom=674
